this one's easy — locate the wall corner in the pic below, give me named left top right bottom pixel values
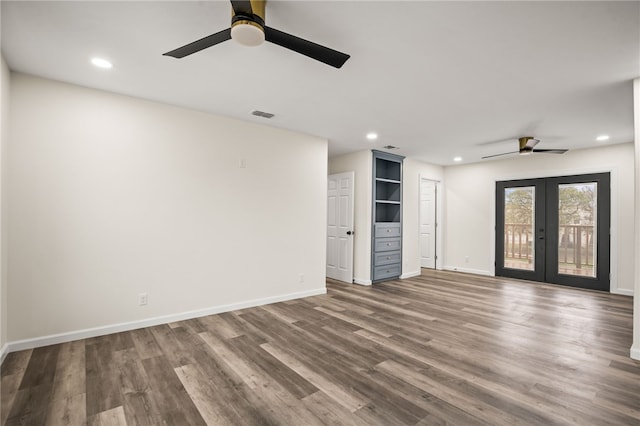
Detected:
left=632, top=77, right=640, bottom=359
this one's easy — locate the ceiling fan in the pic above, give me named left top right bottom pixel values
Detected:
left=163, top=0, right=350, bottom=69
left=481, top=137, right=568, bottom=159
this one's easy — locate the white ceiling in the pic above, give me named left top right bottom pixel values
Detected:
left=2, top=1, right=639, bottom=165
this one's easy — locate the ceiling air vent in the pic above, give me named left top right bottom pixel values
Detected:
left=251, top=110, right=275, bottom=119
left=383, top=145, right=398, bottom=150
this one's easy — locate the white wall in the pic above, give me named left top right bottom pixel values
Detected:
left=0, top=54, right=9, bottom=355
left=328, top=150, right=372, bottom=284
left=402, top=158, right=444, bottom=277
left=443, top=142, right=635, bottom=294
left=8, top=74, right=328, bottom=344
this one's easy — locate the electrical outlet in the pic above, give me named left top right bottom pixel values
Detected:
left=239, top=158, right=247, bottom=168
left=465, top=256, right=469, bottom=263
left=138, top=293, right=148, bottom=306
left=299, top=273, right=305, bottom=283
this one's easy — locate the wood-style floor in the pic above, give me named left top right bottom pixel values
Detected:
left=2, top=269, right=640, bottom=425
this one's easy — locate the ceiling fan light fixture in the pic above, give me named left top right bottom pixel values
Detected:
left=231, top=21, right=265, bottom=46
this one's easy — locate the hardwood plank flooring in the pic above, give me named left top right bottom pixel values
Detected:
left=2, top=269, right=640, bottom=425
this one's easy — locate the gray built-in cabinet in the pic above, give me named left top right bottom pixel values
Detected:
left=371, top=150, right=404, bottom=282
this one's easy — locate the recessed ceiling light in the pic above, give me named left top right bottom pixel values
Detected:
left=366, top=132, right=378, bottom=141
left=453, top=156, right=462, bottom=162
left=91, top=57, right=113, bottom=69
left=596, top=135, right=610, bottom=142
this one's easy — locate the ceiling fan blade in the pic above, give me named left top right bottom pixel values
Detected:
left=476, top=137, right=518, bottom=147
left=230, top=0, right=253, bottom=15
left=481, top=151, right=519, bottom=159
left=163, top=28, right=232, bottom=58
left=532, top=149, right=568, bottom=154
left=264, top=26, right=350, bottom=68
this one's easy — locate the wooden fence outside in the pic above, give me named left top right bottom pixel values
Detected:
left=504, top=223, right=595, bottom=274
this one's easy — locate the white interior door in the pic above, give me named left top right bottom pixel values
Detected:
left=327, top=172, right=354, bottom=283
left=420, top=178, right=437, bottom=269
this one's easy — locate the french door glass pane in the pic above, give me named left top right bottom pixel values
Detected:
left=558, top=183, right=597, bottom=277
left=504, top=187, right=535, bottom=271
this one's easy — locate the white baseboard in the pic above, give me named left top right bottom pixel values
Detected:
left=610, top=288, right=634, bottom=296
left=3, top=287, right=326, bottom=355
left=353, top=278, right=372, bottom=286
left=631, top=344, right=640, bottom=361
left=400, top=270, right=421, bottom=279
left=442, top=266, right=494, bottom=276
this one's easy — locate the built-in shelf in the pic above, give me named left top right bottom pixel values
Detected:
left=375, top=157, right=401, bottom=181
left=372, top=150, right=404, bottom=282
left=375, top=204, right=401, bottom=223
left=376, top=180, right=401, bottom=203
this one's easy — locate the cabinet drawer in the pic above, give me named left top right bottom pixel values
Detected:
left=374, top=264, right=401, bottom=281
left=374, top=250, right=401, bottom=266
left=375, top=223, right=401, bottom=238
left=374, top=237, right=401, bottom=252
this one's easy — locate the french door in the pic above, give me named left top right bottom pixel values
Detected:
left=495, top=173, right=610, bottom=291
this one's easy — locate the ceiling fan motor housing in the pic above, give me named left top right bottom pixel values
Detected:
left=519, top=136, right=539, bottom=154
left=231, top=1, right=266, bottom=46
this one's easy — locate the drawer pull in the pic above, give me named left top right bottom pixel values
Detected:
left=387, top=229, right=391, bottom=233
left=387, top=256, right=391, bottom=260
left=387, top=243, right=392, bottom=246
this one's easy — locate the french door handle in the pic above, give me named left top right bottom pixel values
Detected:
left=346, top=231, right=353, bottom=235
